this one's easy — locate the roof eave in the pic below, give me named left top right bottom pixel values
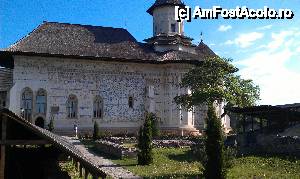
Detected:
left=3, top=51, right=202, bottom=65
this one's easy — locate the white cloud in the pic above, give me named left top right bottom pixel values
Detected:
left=218, top=25, right=232, bottom=32
left=267, top=30, right=294, bottom=50
left=235, top=31, right=300, bottom=105
left=296, top=47, right=300, bottom=53
left=224, top=40, right=234, bottom=45
left=257, top=25, right=272, bottom=30
left=224, top=32, right=264, bottom=48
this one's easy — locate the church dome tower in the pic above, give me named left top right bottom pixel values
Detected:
left=145, top=0, right=195, bottom=53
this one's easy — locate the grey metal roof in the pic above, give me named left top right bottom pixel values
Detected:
left=4, top=22, right=215, bottom=63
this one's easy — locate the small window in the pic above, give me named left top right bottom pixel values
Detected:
left=21, top=88, right=33, bottom=121
left=36, top=89, right=47, bottom=114
left=93, top=96, right=103, bottom=119
left=128, top=96, right=134, bottom=108
left=171, top=23, right=176, bottom=32
left=67, top=94, right=78, bottom=119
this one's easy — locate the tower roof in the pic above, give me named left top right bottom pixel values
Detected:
left=147, top=0, right=185, bottom=15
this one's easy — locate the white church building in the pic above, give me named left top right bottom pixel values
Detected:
left=0, top=0, right=230, bottom=135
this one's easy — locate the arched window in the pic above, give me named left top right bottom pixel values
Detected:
left=36, top=89, right=47, bottom=114
left=128, top=96, right=134, bottom=108
left=21, top=88, right=33, bottom=121
left=93, top=96, right=103, bottom=118
left=66, top=94, right=77, bottom=119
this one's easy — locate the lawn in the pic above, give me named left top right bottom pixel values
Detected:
left=112, top=148, right=300, bottom=179
left=228, top=156, right=300, bottom=179
left=112, top=147, right=201, bottom=178
left=78, top=140, right=300, bottom=178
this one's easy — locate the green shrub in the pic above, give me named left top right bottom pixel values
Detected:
left=48, top=118, right=54, bottom=132
left=204, top=104, right=226, bottom=179
left=93, top=121, right=101, bottom=140
left=138, top=113, right=153, bottom=165
left=149, top=113, right=160, bottom=138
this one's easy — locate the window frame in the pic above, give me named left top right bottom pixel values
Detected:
left=171, top=23, right=176, bottom=32
left=128, top=96, right=134, bottom=109
left=21, top=88, right=33, bottom=121
left=93, top=96, right=103, bottom=119
left=36, top=89, right=47, bottom=114
left=66, top=94, right=78, bottom=119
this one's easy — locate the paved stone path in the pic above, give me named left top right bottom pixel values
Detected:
left=64, top=137, right=141, bottom=179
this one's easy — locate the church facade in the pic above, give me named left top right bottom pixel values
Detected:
left=0, top=0, right=230, bottom=135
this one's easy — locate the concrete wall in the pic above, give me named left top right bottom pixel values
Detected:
left=9, top=55, right=206, bottom=134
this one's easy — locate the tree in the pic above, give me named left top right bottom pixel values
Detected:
left=138, top=113, right=153, bottom=165
left=149, top=113, right=160, bottom=138
left=93, top=121, right=101, bottom=140
left=204, top=104, right=225, bottom=179
left=174, top=57, right=260, bottom=178
left=48, top=118, right=54, bottom=132
left=175, top=57, right=260, bottom=109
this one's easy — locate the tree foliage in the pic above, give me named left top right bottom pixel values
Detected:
left=149, top=113, right=160, bottom=138
left=93, top=121, right=101, bottom=140
left=204, top=104, right=226, bottom=179
left=48, top=118, right=54, bottom=132
left=138, top=113, right=154, bottom=165
left=174, top=57, right=260, bottom=179
left=174, top=57, right=260, bottom=109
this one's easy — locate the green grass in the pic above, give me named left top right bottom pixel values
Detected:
left=112, top=147, right=202, bottom=178
left=228, top=156, right=300, bottom=179
left=59, top=160, right=81, bottom=179
left=79, top=139, right=300, bottom=179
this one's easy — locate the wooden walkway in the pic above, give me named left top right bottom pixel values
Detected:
left=64, top=137, right=141, bottom=179
left=0, top=108, right=106, bottom=179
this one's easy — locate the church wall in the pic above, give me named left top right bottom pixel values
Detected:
left=10, top=55, right=200, bottom=134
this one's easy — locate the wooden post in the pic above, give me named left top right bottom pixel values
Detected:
left=84, top=169, right=89, bottom=179
left=259, top=118, right=263, bottom=132
left=79, top=164, right=83, bottom=177
left=251, top=117, right=254, bottom=131
left=0, top=146, right=5, bottom=179
left=0, top=116, right=7, bottom=179
left=242, top=115, right=246, bottom=133
left=75, top=161, right=78, bottom=171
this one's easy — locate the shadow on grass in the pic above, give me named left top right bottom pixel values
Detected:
left=238, top=153, right=300, bottom=162
left=143, top=174, right=202, bottom=179
left=167, top=150, right=198, bottom=163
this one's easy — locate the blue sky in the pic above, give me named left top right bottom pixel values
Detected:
left=1, top=0, right=299, bottom=105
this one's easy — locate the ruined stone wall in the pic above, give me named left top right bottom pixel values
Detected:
left=10, top=55, right=199, bottom=134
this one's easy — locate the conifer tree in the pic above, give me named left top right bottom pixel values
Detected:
left=93, top=121, right=100, bottom=140
left=175, top=57, right=260, bottom=178
left=138, top=113, right=153, bottom=165
left=48, top=118, right=54, bottom=132
left=204, top=104, right=225, bottom=179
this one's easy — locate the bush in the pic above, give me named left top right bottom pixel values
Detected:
left=48, top=118, right=54, bottom=132
left=138, top=113, right=153, bottom=165
left=204, top=104, right=226, bottom=179
left=149, top=113, right=160, bottom=138
left=93, top=121, right=101, bottom=140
